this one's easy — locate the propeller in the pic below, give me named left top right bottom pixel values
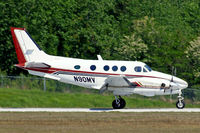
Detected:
left=171, top=76, right=173, bottom=82
left=165, top=66, right=176, bottom=94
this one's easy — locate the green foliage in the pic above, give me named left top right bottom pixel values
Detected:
left=186, top=37, right=200, bottom=77
left=116, top=33, right=148, bottom=61
left=0, top=0, right=199, bottom=87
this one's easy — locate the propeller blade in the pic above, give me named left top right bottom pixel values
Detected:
left=171, top=76, right=173, bottom=82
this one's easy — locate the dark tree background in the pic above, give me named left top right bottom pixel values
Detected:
left=0, top=0, right=199, bottom=88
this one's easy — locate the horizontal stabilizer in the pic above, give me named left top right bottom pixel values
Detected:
left=28, top=70, right=60, bottom=80
left=25, top=62, right=51, bottom=68
left=44, top=74, right=60, bottom=80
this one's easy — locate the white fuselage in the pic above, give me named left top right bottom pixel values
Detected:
left=26, top=54, right=188, bottom=97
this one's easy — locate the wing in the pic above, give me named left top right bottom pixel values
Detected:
left=99, top=75, right=137, bottom=93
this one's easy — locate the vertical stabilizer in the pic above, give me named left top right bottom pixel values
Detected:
left=11, top=27, right=46, bottom=64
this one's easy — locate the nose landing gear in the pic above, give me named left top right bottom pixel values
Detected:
left=112, top=96, right=126, bottom=109
left=176, top=90, right=185, bottom=109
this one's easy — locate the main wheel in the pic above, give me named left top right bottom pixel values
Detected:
left=176, top=100, right=185, bottom=109
left=112, top=100, right=120, bottom=109
left=119, top=98, right=126, bottom=109
left=112, top=98, right=126, bottom=109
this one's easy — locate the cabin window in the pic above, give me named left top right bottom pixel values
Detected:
left=134, top=66, right=142, bottom=72
left=104, top=65, right=110, bottom=71
left=90, top=65, right=96, bottom=71
left=74, top=65, right=80, bottom=70
left=112, top=66, right=118, bottom=71
left=120, top=66, right=126, bottom=72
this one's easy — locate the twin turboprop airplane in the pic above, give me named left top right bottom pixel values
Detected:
left=11, top=27, right=188, bottom=109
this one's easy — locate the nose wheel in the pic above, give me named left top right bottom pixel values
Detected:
left=112, top=96, right=126, bottom=109
left=176, top=90, right=185, bottom=109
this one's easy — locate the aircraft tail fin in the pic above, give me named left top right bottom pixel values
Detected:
left=11, top=27, right=47, bottom=64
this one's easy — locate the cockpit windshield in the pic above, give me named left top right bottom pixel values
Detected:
left=144, top=65, right=152, bottom=72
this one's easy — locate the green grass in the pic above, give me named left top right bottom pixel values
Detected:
left=0, top=88, right=199, bottom=108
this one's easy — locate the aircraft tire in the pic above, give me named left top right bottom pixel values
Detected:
left=112, top=100, right=120, bottom=109
left=112, top=98, right=126, bottom=109
left=119, top=98, right=126, bottom=109
left=176, top=100, right=185, bottom=109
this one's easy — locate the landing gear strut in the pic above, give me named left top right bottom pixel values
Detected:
left=176, top=90, right=185, bottom=109
left=112, top=96, right=126, bottom=109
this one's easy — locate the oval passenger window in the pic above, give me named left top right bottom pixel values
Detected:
left=120, top=66, right=126, bottom=72
left=74, top=65, right=80, bottom=70
left=90, top=65, right=96, bottom=71
left=112, top=66, right=118, bottom=71
left=104, top=65, right=110, bottom=71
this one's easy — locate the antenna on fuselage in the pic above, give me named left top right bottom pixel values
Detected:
left=97, top=55, right=103, bottom=61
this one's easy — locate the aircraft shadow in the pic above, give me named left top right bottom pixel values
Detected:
left=89, top=108, right=114, bottom=111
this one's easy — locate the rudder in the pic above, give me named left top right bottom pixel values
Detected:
left=11, top=27, right=27, bottom=64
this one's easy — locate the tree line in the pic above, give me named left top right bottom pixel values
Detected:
left=0, top=0, right=199, bottom=88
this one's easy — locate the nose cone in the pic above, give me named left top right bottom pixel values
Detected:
left=173, top=76, right=188, bottom=89
left=152, top=71, right=188, bottom=89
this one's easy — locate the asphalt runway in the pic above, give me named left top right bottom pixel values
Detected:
left=0, top=108, right=200, bottom=112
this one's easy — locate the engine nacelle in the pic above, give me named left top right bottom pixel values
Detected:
left=134, top=78, right=171, bottom=89
left=160, top=79, right=170, bottom=89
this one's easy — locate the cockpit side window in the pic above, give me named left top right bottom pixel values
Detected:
left=134, top=66, right=142, bottom=72
left=143, top=68, right=147, bottom=72
left=144, top=65, right=152, bottom=72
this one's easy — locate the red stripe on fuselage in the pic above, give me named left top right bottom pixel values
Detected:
left=20, top=66, right=168, bottom=80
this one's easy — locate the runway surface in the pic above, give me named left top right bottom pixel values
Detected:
left=0, top=108, right=200, bottom=112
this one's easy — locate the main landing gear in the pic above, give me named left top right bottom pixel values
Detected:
left=112, top=91, right=185, bottom=109
left=176, top=90, right=185, bottom=109
left=112, top=96, right=126, bottom=109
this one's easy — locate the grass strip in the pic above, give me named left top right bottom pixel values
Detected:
left=0, top=88, right=199, bottom=108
